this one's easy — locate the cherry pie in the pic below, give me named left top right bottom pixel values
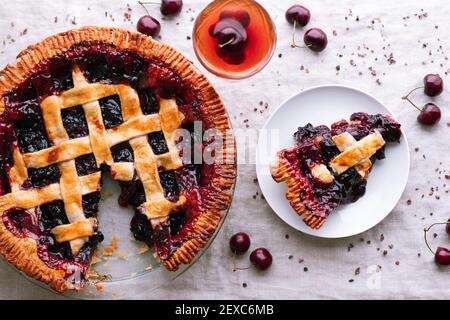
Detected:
left=0, top=27, right=236, bottom=292
left=270, top=112, right=402, bottom=229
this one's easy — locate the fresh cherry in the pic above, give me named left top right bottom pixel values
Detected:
left=230, top=232, right=251, bottom=254
left=424, top=74, right=443, bottom=97
left=212, top=18, right=248, bottom=51
left=160, top=0, right=183, bottom=15
left=446, top=219, right=450, bottom=236
left=435, top=247, right=450, bottom=265
left=211, top=18, right=248, bottom=65
left=417, top=103, right=441, bottom=126
left=250, top=248, right=273, bottom=270
left=137, top=15, right=161, bottom=37
left=208, top=23, right=217, bottom=37
left=424, top=222, right=450, bottom=266
left=218, top=48, right=246, bottom=65
left=219, top=9, right=251, bottom=28
left=304, top=28, right=328, bottom=52
left=285, top=5, right=311, bottom=27
left=139, top=0, right=183, bottom=16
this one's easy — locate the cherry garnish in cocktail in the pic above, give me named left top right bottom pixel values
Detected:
left=193, top=0, right=276, bottom=79
left=210, top=16, right=249, bottom=65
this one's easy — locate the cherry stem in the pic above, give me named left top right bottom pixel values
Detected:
left=219, top=38, right=235, bottom=48
left=231, top=251, right=250, bottom=272
left=138, top=1, right=161, bottom=5
left=401, top=87, right=424, bottom=112
left=290, top=21, right=313, bottom=49
left=138, top=1, right=152, bottom=15
left=423, top=221, right=450, bottom=255
left=290, top=20, right=300, bottom=48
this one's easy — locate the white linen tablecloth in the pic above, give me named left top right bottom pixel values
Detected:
left=0, top=0, right=448, bottom=299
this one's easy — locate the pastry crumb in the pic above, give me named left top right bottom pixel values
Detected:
left=145, top=265, right=153, bottom=271
left=101, top=189, right=113, bottom=200
left=95, top=283, right=104, bottom=292
left=87, top=270, right=111, bottom=284
left=102, top=236, right=119, bottom=256
left=138, top=244, right=150, bottom=254
left=114, top=251, right=128, bottom=260
left=91, top=255, right=102, bottom=265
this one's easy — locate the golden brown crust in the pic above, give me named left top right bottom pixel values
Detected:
left=162, top=187, right=232, bottom=271
left=330, top=131, right=385, bottom=175
left=310, top=164, right=334, bottom=185
left=0, top=222, right=68, bottom=292
left=142, top=196, right=187, bottom=220
left=51, top=218, right=96, bottom=243
left=270, top=152, right=326, bottom=230
left=110, top=162, right=134, bottom=181
left=0, top=27, right=236, bottom=290
left=332, top=132, right=372, bottom=179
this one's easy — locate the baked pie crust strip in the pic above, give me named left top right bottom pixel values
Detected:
left=118, top=83, right=186, bottom=226
left=330, top=131, right=385, bottom=175
left=332, top=132, right=373, bottom=179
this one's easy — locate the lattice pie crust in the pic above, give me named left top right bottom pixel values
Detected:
left=0, top=27, right=236, bottom=292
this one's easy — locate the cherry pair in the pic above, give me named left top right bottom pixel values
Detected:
left=285, top=5, right=327, bottom=52
left=424, top=219, right=450, bottom=265
left=137, top=0, right=183, bottom=38
left=402, top=74, right=443, bottom=126
left=230, top=232, right=273, bottom=270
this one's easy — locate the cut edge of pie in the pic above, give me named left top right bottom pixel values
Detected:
left=0, top=27, right=237, bottom=292
left=270, top=149, right=329, bottom=229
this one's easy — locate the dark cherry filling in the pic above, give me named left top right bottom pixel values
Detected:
left=169, top=211, right=187, bottom=236
left=0, top=124, right=14, bottom=194
left=148, top=131, right=169, bottom=155
left=130, top=212, right=153, bottom=247
left=175, top=165, right=201, bottom=191
left=37, top=201, right=73, bottom=266
left=178, top=123, right=203, bottom=165
left=118, top=180, right=146, bottom=208
left=30, top=58, right=74, bottom=99
left=61, top=106, right=89, bottom=139
left=28, top=165, right=61, bottom=188
left=75, top=153, right=99, bottom=176
left=132, top=207, right=193, bottom=259
left=139, top=88, right=160, bottom=115
left=75, top=46, right=146, bottom=87
left=0, top=43, right=214, bottom=280
left=12, top=97, right=51, bottom=154
left=99, top=95, right=124, bottom=129
left=40, top=201, right=69, bottom=228
left=111, top=142, right=134, bottom=163
left=2, top=208, right=38, bottom=239
left=82, top=192, right=101, bottom=218
left=288, top=113, right=402, bottom=218
left=153, top=203, right=199, bottom=260
left=159, top=171, right=180, bottom=200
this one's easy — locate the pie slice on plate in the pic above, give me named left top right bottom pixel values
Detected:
left=0, top=27, right=236, bottom=292
left=270, top=112, right=402, bottom=229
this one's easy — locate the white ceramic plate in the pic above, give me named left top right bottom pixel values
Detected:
left=256, top=85, right=410, bottom=238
